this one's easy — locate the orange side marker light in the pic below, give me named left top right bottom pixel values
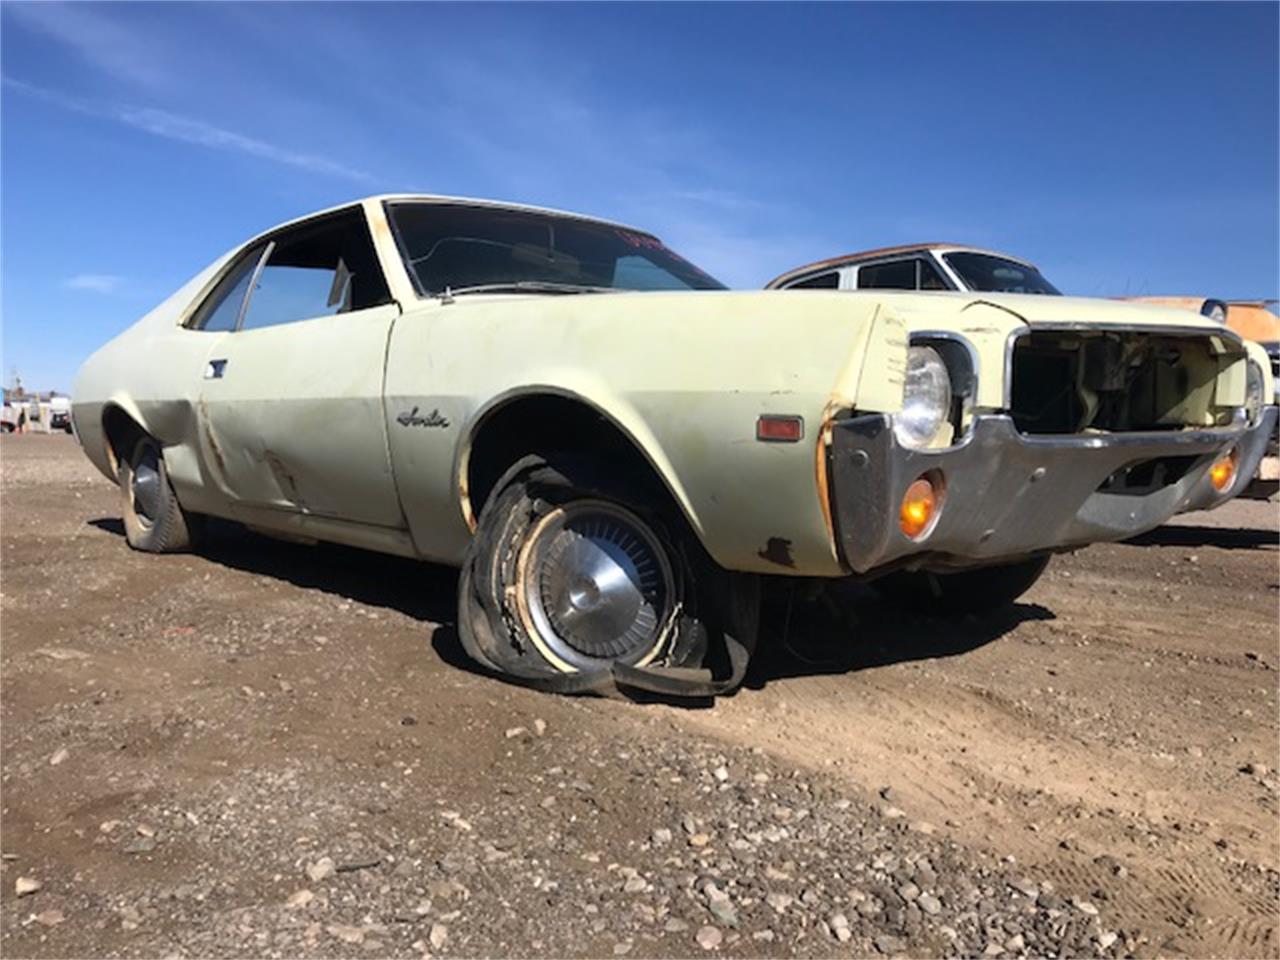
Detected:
left=900, top=475, right=940, bottom=539
left=1209, top=449, right=1237, bottom=492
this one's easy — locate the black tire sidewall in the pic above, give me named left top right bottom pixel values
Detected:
left=119, top=435, right=193, bottom=553
left=458, top=455, right=712, bottom=682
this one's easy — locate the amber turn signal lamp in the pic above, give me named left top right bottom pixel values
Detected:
left=899, top=475, right=940, bottom=539
left=1209, top=449, right=1238, bottom=492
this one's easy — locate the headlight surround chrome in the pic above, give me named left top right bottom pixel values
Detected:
left=1244, top=359, right=1265, bottom=426
left=894, top=345, right=952, bottom=448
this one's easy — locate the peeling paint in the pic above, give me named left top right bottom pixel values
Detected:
left=757, top=537, right=796, bottom=568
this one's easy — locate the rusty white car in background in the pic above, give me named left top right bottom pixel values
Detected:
left=73, top=198, right=1277, bottom=698
left=765, top=243, right=1062, bottom=296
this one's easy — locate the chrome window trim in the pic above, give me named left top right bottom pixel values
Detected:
left=233, top=242, right=274, bottom=333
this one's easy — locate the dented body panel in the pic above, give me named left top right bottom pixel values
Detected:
left=72, top=196, right=1276, bottom=582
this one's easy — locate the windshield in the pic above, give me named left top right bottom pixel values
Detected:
left=943, top=251, right=1061, bottom=295
left=387, top=202, right=725, bottom=295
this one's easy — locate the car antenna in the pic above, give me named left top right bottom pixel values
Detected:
left=440, top=285, right=455, bottom=305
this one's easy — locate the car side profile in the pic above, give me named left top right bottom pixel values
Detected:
left=74, top=197, right=1277, bottom=698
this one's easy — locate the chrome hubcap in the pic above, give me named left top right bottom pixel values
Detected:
left=131, top=445, right=162, bottom=524
left=521, top=501, right=674, bottom=667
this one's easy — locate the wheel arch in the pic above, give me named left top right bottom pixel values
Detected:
left=100, top=399, right=150, bottom=479
left=458, top=387, right=707, bottom=546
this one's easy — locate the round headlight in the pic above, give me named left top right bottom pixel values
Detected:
left=1245, top=360, right=1264, bottom=426
left=894, top=345, right=952, bottom=448
left=1201, top=299, right=1228, bottom=324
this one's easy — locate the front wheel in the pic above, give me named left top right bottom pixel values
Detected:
left=118, top=435, right=202, bottom=552
left=457, top=456, right=758, bottom=698
left=872, top=555, right=1051, bottom=616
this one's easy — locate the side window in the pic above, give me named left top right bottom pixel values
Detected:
left=240, top=210, right=390, bottom=332
left=858, top=258, right=950, bottom=291
left=788, top=271, right=840, bottom=290
left=189, top=245, right=266, bottom=332
left=918, top=258, right=948, bottom=290
left=857, top=259, right=916, bottom=290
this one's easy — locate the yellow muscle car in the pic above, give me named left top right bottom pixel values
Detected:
left=73, top=199, right=1277, bottom=697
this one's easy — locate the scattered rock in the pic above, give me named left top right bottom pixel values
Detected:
left=34, top=908, right=64, bottom=926
left=429, top=923, right=448, bottom=950
left=1073, top=897, right=1100, bottom=916
left=34, top=647, right=89, bottom=661
left=766, top=892, right=793, bottom=914
left=306, top=857, right=335, bottom=882
left=285, top=889, right=315, bottom=909
left=15, top=877, right=42, bottom=897
left=49, top=748, right=69, bottom=766
left=327, top=924, right=365, bottom=944
left=705, top=885, right=738, bottom=927
left=829, top=912, right=852, bottom=942
left=696, top=925, right=723, bottom=950
left=335, top=857, right=381, bottom=873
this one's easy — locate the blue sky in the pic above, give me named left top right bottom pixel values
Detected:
left=2, top=1, right=1277, bottom=392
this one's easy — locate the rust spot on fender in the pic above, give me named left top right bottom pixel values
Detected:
left=814, top=418, right=836, bottom=550
left=264, top=451, right=306, bottom=508
left=196, top=397, right=228, bottom=479
left=758, top=537, right=796, bottom=568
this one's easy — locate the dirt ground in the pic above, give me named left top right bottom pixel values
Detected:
left=2, top=434, right=1277, bottom=959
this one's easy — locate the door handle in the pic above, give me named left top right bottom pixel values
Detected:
left=204, top=359, right=228, bottom=380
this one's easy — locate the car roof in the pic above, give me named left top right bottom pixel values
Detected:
left=256, top=194, right=652, bottom=242
left=765, top=243, right=1039, bottom=289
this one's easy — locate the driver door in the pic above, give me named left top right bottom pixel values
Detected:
left=196, top=207, right=405, bottom=529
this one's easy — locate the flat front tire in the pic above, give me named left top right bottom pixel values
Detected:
left=457, top=456, right=758, bottom=697
left=118, top=435, right=201, bottom=553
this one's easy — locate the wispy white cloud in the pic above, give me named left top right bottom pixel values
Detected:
left=3, top=76, right=374, bottom=184
left=65, top=274, right=124, bottom=294
left=115, top=106, right=374, bottom=183
left=4, top=2, right=167, bottom=88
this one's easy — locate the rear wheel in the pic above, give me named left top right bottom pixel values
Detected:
left=118, top=435, right=201, bottom=552
left=458, top=456, right=758, bottom=697
left=873, top=555, right=1051, bottom=616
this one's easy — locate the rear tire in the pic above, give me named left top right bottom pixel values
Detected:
left=873, top=555, right=1051, bottom=616
left=118, top=435, right=201, bottom=552
left=457, top=455, right=758, bottom=697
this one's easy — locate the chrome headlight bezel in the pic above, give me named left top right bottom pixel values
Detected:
left=1244, top=359, right=1265, bottom=426
left=894, top=345, right=952, bottom=449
